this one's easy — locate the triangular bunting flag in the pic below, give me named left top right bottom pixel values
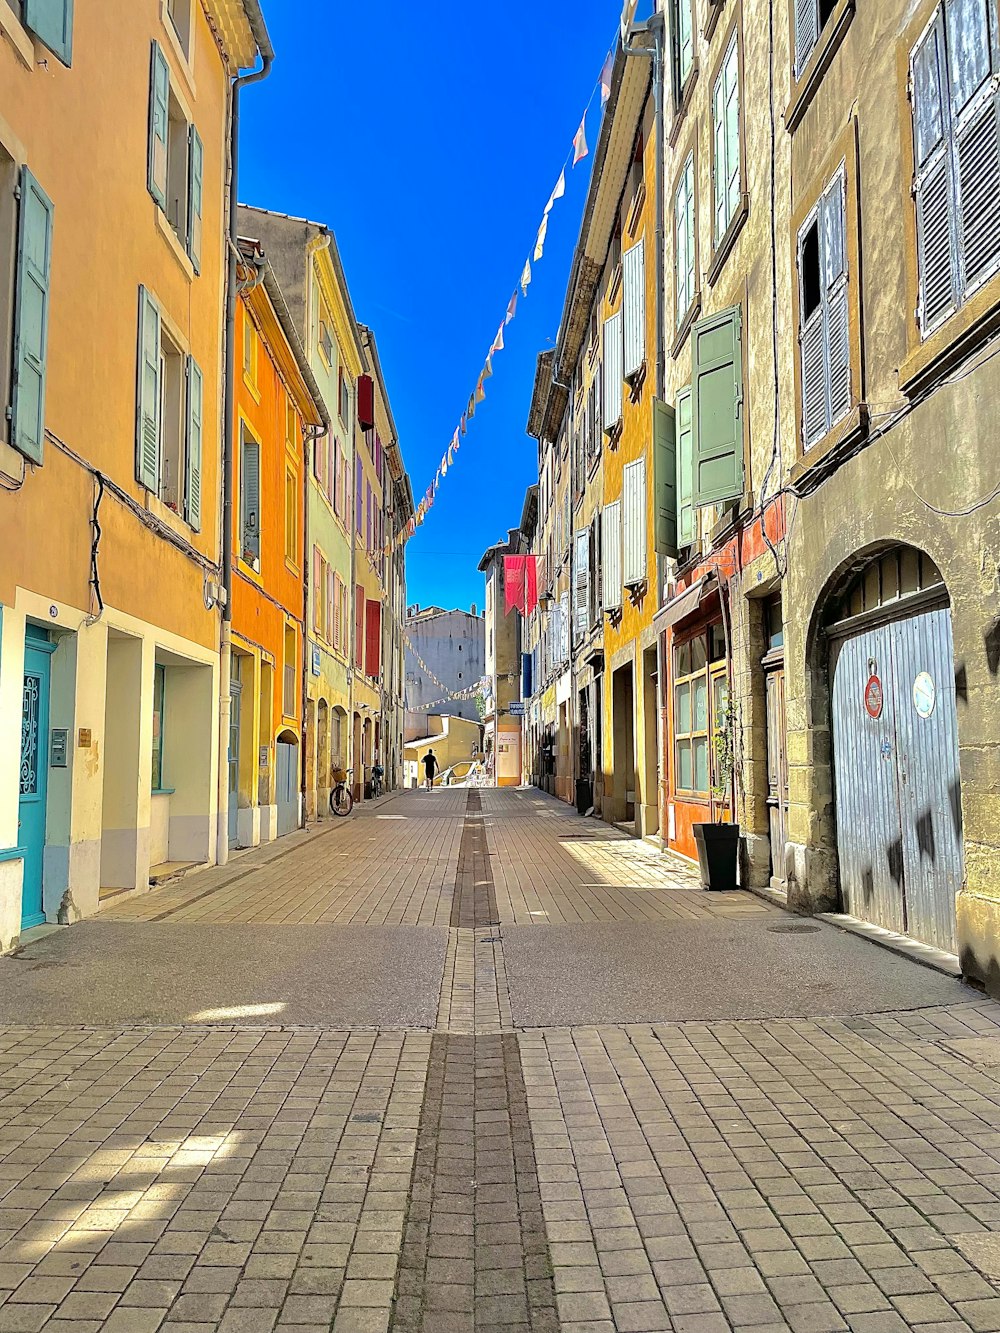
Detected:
left=468, top=395, right=476, bottom=420
left=573, top=115, right=589, bottom=166
left=492, top=324, right=505, bottom=354
left=506, top=291, right=518, bottom=324
left=475, top=377, right=486, bottom=404
left=483, top=355, right=493, bottom=380
left=447, top=444, right=455, bottom=466
left=460, top=414, right=467, bottom=435
left=543, top=168, right=566, bottom=217
left=520, top=258, right=531, bottom=295
left=620, top=0, right=637, bottom=41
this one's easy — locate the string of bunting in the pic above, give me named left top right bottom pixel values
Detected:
left=382, top=21, right=625, bottom=559
left=409, top=681, right=484, bottom=713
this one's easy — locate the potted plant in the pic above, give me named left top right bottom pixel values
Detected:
left=692, top=695, right=740, bottom=891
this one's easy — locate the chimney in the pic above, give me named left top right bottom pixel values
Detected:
left=470, top=603, right=477, bottom=617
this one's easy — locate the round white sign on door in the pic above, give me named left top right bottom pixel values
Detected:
left=913, top=671, right=936, bottom=719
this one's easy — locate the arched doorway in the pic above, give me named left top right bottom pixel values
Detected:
left=275, top=729, right=299, bottom=837
left=352, top=711, right=363, bottom=801
left=826, top=545, right=963, bottom=952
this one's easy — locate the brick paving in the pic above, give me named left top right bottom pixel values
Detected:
left=1, top=787, right=999, bottom=1330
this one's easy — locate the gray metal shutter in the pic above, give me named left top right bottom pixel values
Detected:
left=589, top=513, right=602, bottom=625
left=184, top=356, right=203, bottom=531
left=242, top=436, right=261, bottom=562
left=622, top=458, right=647, bottom=587
left=800, top=301, right=827, bottom=446
left=602, top=501, right=622, bottom=610
left=602, top=311, right=623, bottom=429
left=623, top=240, right=646, bottom=377
left=136, top=286, right=161, bottom=491
left=794, top=0, right=818, bottom=79
left=824, top=170, right=851, bottom=428
left=912, top=15, right=958, bottom=334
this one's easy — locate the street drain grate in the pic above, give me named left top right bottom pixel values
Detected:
left=767, top=922, right=822, bottom=935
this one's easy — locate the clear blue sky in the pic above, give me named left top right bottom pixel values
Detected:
left=239, top=0, right=628, bottom=614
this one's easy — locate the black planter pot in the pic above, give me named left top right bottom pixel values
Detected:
left=575, top=778, right=593, bottom=815
left=692, top=822, right=740, bottom=891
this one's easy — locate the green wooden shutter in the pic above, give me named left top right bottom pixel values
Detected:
left=692, top=305, right=744, bottom=507
left=242, top=436, right=261, bottom=562
left=653, top=399, right=678, bottom=558
left=23, top=0, right=73, bottom=66
left=148, top=43, right=169, bottom=210
left=184, top=357, right=203, bottom=531
left=11, top=167, right=54, bottom=465
left=187, top=126, right=203, bottom=272
left=135, top=286, right=161, bottom=490
left=676, top=386, right=694, bottom=546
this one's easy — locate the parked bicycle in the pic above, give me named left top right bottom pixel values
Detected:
left=371, top=763, right=384, bottom=799
left=330, top=767, right=354, bottom=817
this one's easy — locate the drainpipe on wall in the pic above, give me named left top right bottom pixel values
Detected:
left=301, top=424, right=326, bottom=825
left=217, top=31, right=273, bottom=867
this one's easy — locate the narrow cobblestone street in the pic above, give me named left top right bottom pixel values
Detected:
left=0, top=790, right=999, bottom=1333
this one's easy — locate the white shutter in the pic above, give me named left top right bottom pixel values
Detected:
left=573, top=530, right=590, bottom=640
left=622, top=460, right=646, bottom=587
left=602, top=312, right=623, bottom=429
left=824, top=173, right=851, bottom=426
left=602, top=501, right=622, bottom=610
left=136, top=286, right=161, bottom=491
left=675, top=154, right=695, bottom=326
left=800, top=307, right=826, bottom=446
left=623, top=240, right=646, bottom=377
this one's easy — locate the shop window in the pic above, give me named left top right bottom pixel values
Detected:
left=674, top=631, right=730, bottom=797
left=152, top=664, right=166, bottom=790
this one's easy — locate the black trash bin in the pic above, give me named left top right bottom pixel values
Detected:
left=692, top=822, right=740, bottom=891
left=575, top=778, right=593, bottom=815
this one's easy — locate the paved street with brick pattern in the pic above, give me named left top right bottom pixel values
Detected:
left=0, top=788, right=998, bottom=1331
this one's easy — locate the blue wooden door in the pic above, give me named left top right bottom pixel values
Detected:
left=19, top=628, right=53, bottom=929
left=276, top=741, right=297, bottom=837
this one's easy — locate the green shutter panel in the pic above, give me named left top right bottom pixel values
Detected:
left=11, top=167, right=54, bottom=465
left=653, top=399, right=678, bottom=558
left=184, top=357, right=203, bottom=531
left=692, top=305, right=744, bottom=507
left=187, top=126, right=203, bottom=272
left=676, top=386, right=694, bottom=546
left=136, top=286, right=161, bottom=490
left=23, top=0, right=73, bottom=66
left=148, top=43, right=169, bottom=210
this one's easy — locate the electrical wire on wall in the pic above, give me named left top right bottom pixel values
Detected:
left=86, top=471, right=105, bottom=626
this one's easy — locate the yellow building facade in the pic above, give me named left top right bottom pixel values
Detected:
left=0, top=0, right=269, bottom=947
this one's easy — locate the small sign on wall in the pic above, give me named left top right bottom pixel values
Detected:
left=311, top=645, right=321, bottom=676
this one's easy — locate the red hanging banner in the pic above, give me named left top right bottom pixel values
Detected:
left=504, top=556, right=538, bottom=617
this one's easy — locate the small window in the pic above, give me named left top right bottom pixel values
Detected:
left=795, top=0, right=842, bottom=79
left=284, top=466, right=298, bottom=564
left=241, top=429, right=261, bottom=568
left=338, top=366, right=351, bottom=423
left=166, top=0, right=192, bottom=58
left=283, top=624, right=296, bottom=717
left=152, top=664, right=166, bottom=790
left=243, top=310, right=257, bottom=384
left=318, top=298, right=334, bottom=364
left=669, top=0, right=695, bottom=106
left=797, top=167, right=850, bottom=448
left=712, top=29, right=742, bottom=245
left=158, top=327, right=185, bottom=512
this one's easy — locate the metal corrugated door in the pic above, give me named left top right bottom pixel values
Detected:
left=891, top=606, right=962, bottom=953
left=831, top=623, right=907, bottom=935
left=276, top=742, right=298, bottom=837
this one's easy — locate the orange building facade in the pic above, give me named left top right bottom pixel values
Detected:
left=230, top=246, right=326, bottom=847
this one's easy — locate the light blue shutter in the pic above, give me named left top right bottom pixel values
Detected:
left=692, top=304, right=744, bottom=507
left=187, top=126, right=204, bottom=273
left=602, top=501, right=622, bottom=610
left=184, top=357, right=203, bottom=531
left=678, top=0, right=693, bottom=87
left=602, top=312, right=623, bottom=429
left=912, top=15, right=958, bottom=333
left=23, top=0, right=73, bottom=66
left=11, top=167, right=54, bottom=465
left=148, top=43, right=169, bottom=210
left=622, top=459, right=647, bottom=587
left=793, top=0, right=818, bottom=78
left=823, top=171, right=851, bottom=427
left=653, top=399, right=678, bottom=558
left=135, top=286, right=161, bottom=490
left=676, top=386, right=694, bottom=546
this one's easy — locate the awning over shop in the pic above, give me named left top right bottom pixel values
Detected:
left=653, top=574, right=719, bottom=632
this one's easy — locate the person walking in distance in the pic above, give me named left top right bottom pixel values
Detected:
left=422, top=749, right=438, bottom=791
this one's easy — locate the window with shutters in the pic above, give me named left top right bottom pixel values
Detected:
left=676, top=386, right=695, bottom=547
left=589, top=515, right=602, bottom=627
left=284, top=466, right=299, bottom=566
left=147, top=43, right=202, bottom=270
left=797, top=165, right=852, bottom=448
left=668, top=0, right=696, bottom=112
left=20, top=0, right=73, bottom=65
left=909, top=0, right=1000, bottom=340
left=622, top=459, right=647, bottom=588
left=134, top=287, right=201, bottom=527
left=317, top=296, right=334, bottom=366
left=602, top=500, right=623, bottom=611
left=691, top=305, right=744, bottom=507
left=623, top=240, right=646, bottom=379
left=573, top=530, right=590, bottom=641
left=242, top=309, right=257, bottom=387
left=240, top=428, right=261, bottom=570
left=602, top=311, right=623, bottom=430
left=355, top=585, right=366, bottom=670
left=787, top=0, right=855, bottom=129
left=8, top=163, right=53, bottom=465
left=674, top=150, right=697, bottom=334
left=710, top=24, right=745, bottom=263
left=283, top=623, right=297, bottom=719
left=166, top=0, right=192, bottom=59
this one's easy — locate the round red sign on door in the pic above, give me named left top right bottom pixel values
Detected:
left=865, top=674, right=883, bottom=719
